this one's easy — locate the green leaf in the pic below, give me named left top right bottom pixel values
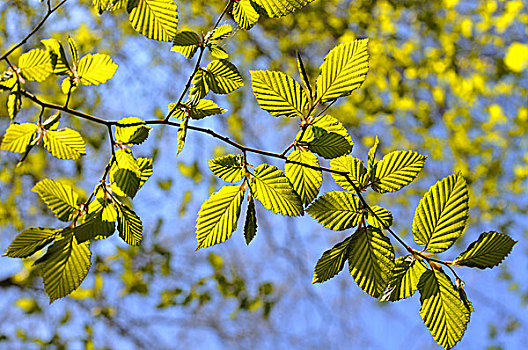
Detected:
left=115, top=117, right=151, bottom=145
left=418, top=269, right=471, bottom=350
left=93, top=0, right=125, bottom=14
left=73, top=212, right=116, bottom=243
left=315, top=39, right=369, bottom=103
left=367, top=135, right=379, bottom=173
left=196, top=185, right=245, bottom=249
left=189, top=99, right=227, bottom=119
left=4, top=227, right=59, bottom=258
left=251, top=164, right=303, bottom=216
left=208, top=44, right=229, bottom=59
left=252, top=0, right=314, bottom=17
left=329, top=155, right=369, bottom=191
left=7, top=89, right=22, bottom=120
left=366, top=206, right=393, bottom=229
left=413, top=173, right=469, bottom=253
left=127, top=0, right=179, bottom=42
left=110, top=148, right=141, bottom=198
left=68, top=37, right=79, bottom=66
left=177, top=116, right=188, bottom=156
left=189, top=70, right=209, bottom=100
left=43, top=112, right=61, bottom=131
left=232, top=0, right=259, bottom=30
left=372, top=150, right=426, bottom=193
left=306, top=191, right=361, bottom=231
left=35, top=232, right=91, bottom=303
left=250, top=70, right=308, bottom=118
left=61, top=76, right=77, bottom=95
left=380, top=255, right=427, bottom=302
left=208, top=154, right=244, bottom=183
left=243, top=197, right=258, bottom=245
left=171, top=30, right=201, bottom=59
left=454, top=231, right=516, bottom=269
left=285, top=149, right=322, bottom=204
left=209, top=25, right=233, bottom=41
left=1, top=123, right=38, bottom=153
left=312, top=115, right=353, bottom=144
left=117, top=204, right=143, bottom=246
left=18, top=49, right=53, bottom=82
left=32, top=179, right=80, bottom=222
left=296, top=51, right=312, bottom=96
left=348, top=226, right=395, bottom=298
left=43, top=128, right=86, bottom=160
left=204, top=60, right=244, bottom=94
left=77, top=54, right=118, bottom=86
left=306, top=126, right=352, bottom=159
left=312, top=236, right=352, bottom=283
left=137, top=157, right=153, bottom=189
left=41, top=38, right=70, bottom=75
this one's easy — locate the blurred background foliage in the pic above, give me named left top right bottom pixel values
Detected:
left=0, top=0, right=527, bottom=348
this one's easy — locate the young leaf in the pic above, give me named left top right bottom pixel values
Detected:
left=209, top=25, right=233, bottom=42
left=312, top=236, right=352, bottom=283
left=208, top=44, right=229, bottom=59
left=115, top=117, right=151, bottom=145
left=1, top=123, right=38, bottom=153
left=208, top=154, right=244, bottom=183
left=307, top=126, right=352, bottom=159
left=4, top=227, right=59, bottom=258
left=380, top=255, right=427, bottom=302
left=413, top=173, right=469, bottom=253
left=251, top=164, right=303, bottom=216
left=366, top=206, right=393, bottom=229
left=7, top=89, right=22, bottom=120
left=177, top=116, right=188, bottom=156
left=243, top=197, right=258, bottom=245
left=285, top=149, right=322, bottom=204
left=371, top=150, right=426, bottom=193
left=312, top=115, right=353, bottom=145
left=110, top=148, right=141, bottom=198
left=296, top=51, right=312, bottom=96
left=188, top=99, right=227, bottom=119
left=41, top=38, right=70, bottom=75
left=18, top=49, right=53, bottom=82
left=196, top=185, right=245, bottom=249
left=418, top=269, right=471, bottom=350
left=137, top=157, right=153, bottom=189
left=204, top=59, right=244, bottom=94
left=189, top=70, right=209, bottom=100
left=252, top=0, right=314, bottom=17
left=127, top=0, right=179, bottom=42
left=43, top=128, right=86, bottom=160
left=35, top=232, right=91, bottom=303
left=68, top=37, right=79, bottom=66
left=315, top=39, right=369, bottom=103
left=77, top=54, right=118, bottom=86
left=73, top=211, right=116, bottom=243
left=348, top=226, right=395, bottom=298
left=367, top=135, right=379, bottom=172
left=117, top=204, right=143, bottom=246
left=171, top=30, right=201, bottom=59
left=232, top=0, right=259, bottom=30
left=250, top=70, right=308, bottom=118
left=306, top=191, right=361, bottom=231
left=329, top=155, right=369, bottom=191
left=32, top=179, right=80, bottom=222
left=453, top=231, right=516, bottom=269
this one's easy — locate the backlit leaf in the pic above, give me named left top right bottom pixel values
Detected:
left=380, top=255, right=427, bottom=302
left=312, top=235, right=352, bottom=283
left=196, top=185, right=245, bottom=249
left=110, top=148, right=141, bottom=198
left=208, top=154, right=244, bottom=183
left=41, top=38, right=70, bottom=75
left=253, top=0, right=314, bottom=17
left=1, top=123, right=38, bottom=153
left=77, top=54, right=118, bottom=86
left=251, top=164, right=303, bottom=216
left=454, top=231, right=516, bottom=269
left=4, top=227, right=59, bottom=258
left=18, top=49, right=53, bottom=82
left=372, top=150, right=426, bottom=193
left=137, top=157, right=153, bottom=189
left=189, top=99, right=227, bottom=119
left=43, top=128, right=86, bottom=160
left=316, top=39, right=369, bottom=103
left=32, top=179, right=79, bottom=222
left=205, top=60, right=244, bottom=94
left=117, top=204, right=143, bottom=246
left=243, top=197, right=258, bottom=245
left=306, top=126, right=352, bottom=159
left=7, top=90, right=22, bottom=120
left=177, top=116, right=188, bottom=155
left=115, top=117, right=151, bottom=145
left=348, top=226, right=395, bottom=298
left=366, top=206, right=393, bottom=229
left=171, top=30, right=201, bottom=59
left=306, top=191, right=361, bottom=231
left=232, top=0, right=259, bottom=30
left=413, top=173, right=469, bottom=253
left=127, top=0, right=179, bottom=42
left=285, top=149, right=322, bottom=204
left=330, top=155, right=369, bottom=191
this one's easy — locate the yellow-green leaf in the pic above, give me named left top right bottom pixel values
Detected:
left=204, top=59, right=244, bottom=94
left=418, top=269, right=471, bottom=349
left=208, top=154, right=244, bottom=183
left=315, top=39, right=369, bottom=103
left=306, top=191, right=361, bottom=231
left=77, top=54, right=118, bottom=86
left=189, top=70, right=209, bottom=100
left=189, top=99, right=227, bottom=119
left=233, top=0, right=260, bottom=30
left=32, top=179, right=80, bottom=222
left=18, top=48, right=53, bottom=82
left=413, top=173, right=469, bottom=253
left=117, top=204, right=143, bottom=246
left=453, top=231, right=516, bottom=269
left=110, top=148, right=141, bottom=198
left=330, top=155, right=369, bottom=191
left=253, top=0, right=314, bottom=17
left=115, top=117, right=151, bottom=145
left=196, top=185, right=245, bottom=249
left=372, top=150, right=426, bottom=193
left=251, top=164, right=303, bottom=216
left=41, top=38, right=70, bottom=75
left=285, top=149, right=322, bottom=204
left=306, top=126, right=352, bottom=159
left=43, top=128, right=86, bottom=160
left=137, top=157, right=153, bottom=189
left=7, top=90, right=22, bottom=120
left=348, top=226, right=395, bottom=298
left=367, top=206, right=393, bottom=229
left=380, top=255, right=427, bottom=302
left=243, top=197, right=258, bottom=245
left=1, top=123, right=38, bottom=153
left=4, top=227, right=59, bottom=258
left=177, top=116, right=188, bottom=156
left=250, top=70, right=308, bottom=118
left=312, top=235, right=352, bottom=283
left=127, top=0, right=179, bottom=42
left=171, top=30, right=201, bottom=59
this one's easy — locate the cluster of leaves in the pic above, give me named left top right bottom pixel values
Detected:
left=0, top=0, right=518, bottom=349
